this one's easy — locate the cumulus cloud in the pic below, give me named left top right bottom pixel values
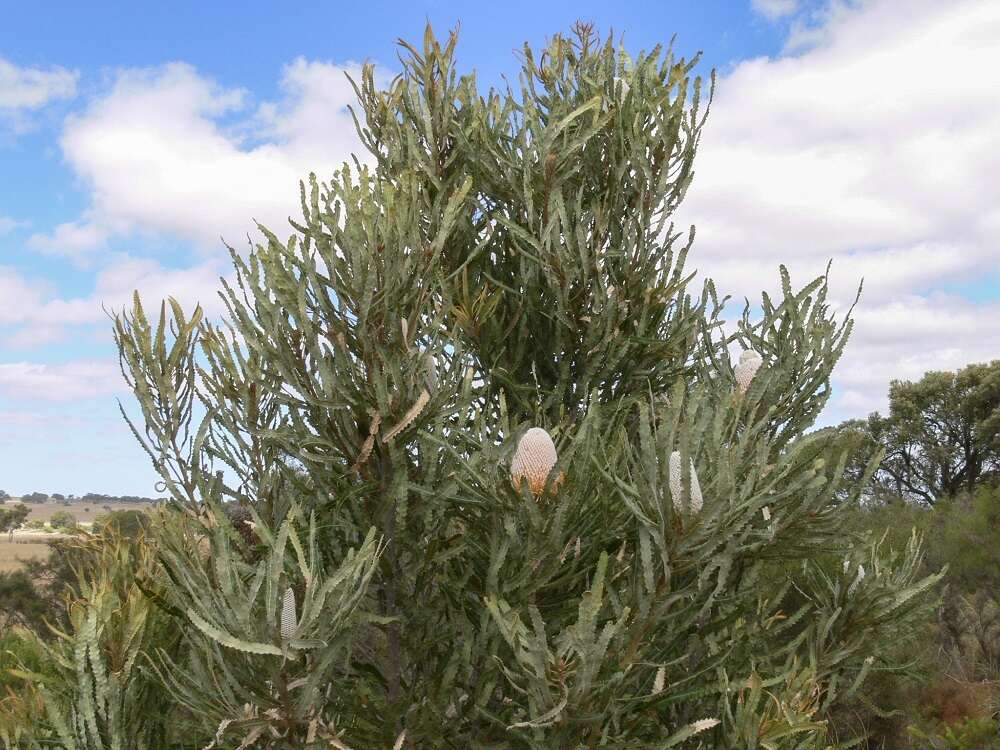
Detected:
left=0, top=216, right=27, bottom=234
left=28, top=220, right=110, bottom=257
left=30, top=59, right=370, bottom=259
left=675, top=0, right=1000, bottom=418
left=752, top=0, right=799, bottom=21
left=0, top=359, right=122, bottom=401
left=16, top=8, right=1000, bottom=427
left=828, top=295, right=1000, bottom=420
left=0, top=57, right=78, bottom=110
left=0, top=266, right=52, bottom=326
left=0, top=256, right=228, bottom=351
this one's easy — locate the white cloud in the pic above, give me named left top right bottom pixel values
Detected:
left=88, top=254, right=229, bottom=318
left=784, top=1, right=863, bottom=53
left=15, top=13, right=1000, bottom=428
left=28, top=220, right=110, bottom=257
left=826, top=294, right=1000, bottom=420
left=0, top=57, right=78, bottom=110
left=675, top=0, right=1000, bottom=419
left=3, top=326, right=69, bottom=349
left=0, top=410, right=51, bottom=428
left=0, top=216, right=27, bottom=234
left=0, top=266, right=51, bottom=326
left=0, top=257, right=228, bottom=349
left=752, top=0, right=799, bottom=21
left=31, top=59, right=371, bottom=259
left=0, top=359, right=122, bottom=401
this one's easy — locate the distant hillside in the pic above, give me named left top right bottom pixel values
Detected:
left=0, top=491, right=165, bottom=505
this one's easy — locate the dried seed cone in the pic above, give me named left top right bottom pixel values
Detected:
left=668, top=451, right=703, bottom=513
left=511, top=427, right=560, bottom=495
left=280, top=587, right=297, bottom=640
left=423, top=352, right=438, bottom=393
left=734, top=350, right=764, bottom=393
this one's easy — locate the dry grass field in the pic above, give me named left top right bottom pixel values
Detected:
left=0, top=536, right=54, bottom=573
left=0, top=500, right=152, bottom=573
left=3, top=500, right=151, bottom=525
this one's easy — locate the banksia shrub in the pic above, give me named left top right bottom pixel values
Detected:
left=510, top=427, right=561, bottom=495
left=47, top=23, right=941, bottom=749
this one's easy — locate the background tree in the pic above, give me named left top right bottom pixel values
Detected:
left=92, top=508, right=150, bottom=538
left=836, top=360, right=1000, bottom=506
left=47, top=511, right=76, bottom=531
left=20, top=492, right=47, bottom=504
left=818, top=359, right=1000, bottom=741
left=5, top=24, right=941, bottom=749
left=0, top=503, right=29, bottom=535
left=0, top=572, right=48, bottom=631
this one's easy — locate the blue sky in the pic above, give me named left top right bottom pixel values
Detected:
left=1, top=0, right=998, bottom=496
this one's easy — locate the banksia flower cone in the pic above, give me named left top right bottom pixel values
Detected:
left=668, top=451, right=703, bottom=512
left=511, top=427, right=561, bottom=496
left=280, top=587, right=297, bottom=640
left=734, top=350, right=763, bottom=393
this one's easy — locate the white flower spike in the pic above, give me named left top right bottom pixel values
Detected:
left=669, top=451, right=703, bottom=513
left=280, top=587, right=297, bottom=640
left=653, top=666, right=667, bottom=695
left=734, top=350, right=764, bottom=394
left=848, top=564, right=867, bottom=596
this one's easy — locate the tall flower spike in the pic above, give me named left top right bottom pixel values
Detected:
left=668, top=451, right=703, bottom=513
left=652, top=666, right=667, bottom=695
left=280, top=587, right=297, bottom=640
left=382, top=389, right=431, bottom=443
left=510, top=427, right=560, bottom=496
left=734, top=349, right=764, bottom=394
left=848, top=565, right=866, bottom=596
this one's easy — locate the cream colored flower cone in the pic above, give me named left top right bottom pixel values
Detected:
left=734, top=350, right=763, bottom=394
left=511, top=427, right=562, bottom=496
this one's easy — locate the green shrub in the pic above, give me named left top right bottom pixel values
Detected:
left=0, top=626, right=51, bottom=692
left=0, top=626, right=55, bottom=745
left=0, top=572, right=48, bottom=631
left=91, top=509, right=149, bottom=539
left=4, top=24, right=948, bottom=749
left=47, top=511, right=76, bottom=531
left=0, top=521, right=181, bottom=746
left=908, top=717, right=1000, bottom=749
